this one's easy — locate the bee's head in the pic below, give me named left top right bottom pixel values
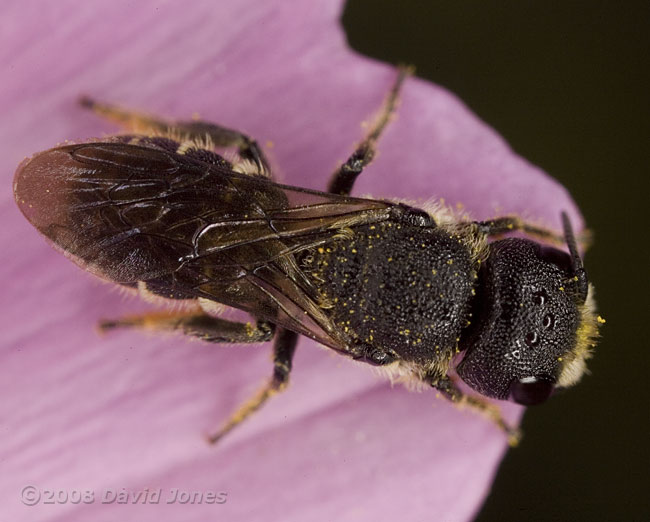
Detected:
left=457, top=213, right=600, bottom=405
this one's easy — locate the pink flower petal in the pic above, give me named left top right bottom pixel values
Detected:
left=1, top=1, right=582, bottom=521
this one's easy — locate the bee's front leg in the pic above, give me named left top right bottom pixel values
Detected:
left=432, top=376, right=522, bottom=447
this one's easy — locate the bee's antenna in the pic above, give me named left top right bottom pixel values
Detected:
left=561, top=211, right=589, bottom=302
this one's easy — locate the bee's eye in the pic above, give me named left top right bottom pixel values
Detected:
left=536, top=245, right=573, bottom=272
left=509, top=377, right=555, bottom=405
left=524, top=331, right=539, bottom=347
left=532, top=289, right=547, bottom=305
left=542, top=313, right=555, bottom=329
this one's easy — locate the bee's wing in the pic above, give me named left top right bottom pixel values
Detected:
left=14, top=141, right=394, bottom=349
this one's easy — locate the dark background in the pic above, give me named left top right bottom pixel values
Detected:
left=343, top=1, right=648, bottom=520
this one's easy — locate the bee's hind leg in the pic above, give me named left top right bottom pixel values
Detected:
left=327, top=66, right=412, bottom=196
left=99, top=310, right=275, bottom=344
left=79, top=97, right=271, bottom=175
left=206, top=328, right=298, bottom=444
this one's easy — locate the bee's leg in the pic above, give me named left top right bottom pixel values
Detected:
left=207, top=327, right=298, bottom=444
left=475, top=215, right=566, bottom=246
left=433, top=377, right=522, bottom=447
left=475, top=213, right=592, bottom=250
left=79, top=97, right=271, bottom=175
left=327, top=66, right=412, bottom=196
left=99, top=310, right=275, bottom=344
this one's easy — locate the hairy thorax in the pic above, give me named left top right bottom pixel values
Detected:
left=303, top=221, right=479, bottom=364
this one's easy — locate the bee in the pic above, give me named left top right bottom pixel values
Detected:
left=13, top=69, right=601, bottom=445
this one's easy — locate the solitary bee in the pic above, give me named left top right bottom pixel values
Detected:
left=13, top=69, right=600, bottom=445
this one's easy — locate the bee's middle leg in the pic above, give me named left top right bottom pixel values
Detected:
left=207, top=327, right=298, bottom=444
left=101, top=309, right=301, bottom=444
left=208, top=69, right=414, bottom=443
left=327, top=66, right=411, bottom=196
